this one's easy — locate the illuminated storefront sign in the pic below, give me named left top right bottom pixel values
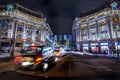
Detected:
left=100, top=43, right=108, bottom=45
left=115, top=42, right=120, bottom=45
left=91, top=43, right=98, bottom=46
left=82, top=44, right=88, bottom=46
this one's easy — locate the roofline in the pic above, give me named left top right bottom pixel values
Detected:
left=78, top=0, right=115, bottom=18
left=0, top=3, right=44, bottom=18
left=15, top=3, right=44, bottom=17
left=46, top=23, right=53, bottom=35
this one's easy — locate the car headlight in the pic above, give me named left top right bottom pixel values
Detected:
left=55, top=57, right=58, bottom=62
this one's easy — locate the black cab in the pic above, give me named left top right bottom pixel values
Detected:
left=14, top=45, right=55, bottom=72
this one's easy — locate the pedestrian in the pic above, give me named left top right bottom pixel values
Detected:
left=103, top=50, right=106, bottom=55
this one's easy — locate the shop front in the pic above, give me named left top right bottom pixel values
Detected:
left=82, top=43, right=89, bottom=52
left=79, top=43, right=83, bottom=51
left=100, top=42, right=109, bottom=54
left=24, top=43, right=32, bottom=50
left=115, top=41, right=120, bottom=54
left=76, top=42, right=80, bottom=51
left=90, top=43, right=98, bottom=54
left=15, top=42, right=23, bottom=52
left=0, top=42, right=11, bottom=53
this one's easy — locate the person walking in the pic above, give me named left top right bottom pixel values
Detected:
left=103, top=49, right=107, bottom=55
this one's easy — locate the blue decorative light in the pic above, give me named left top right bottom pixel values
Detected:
left=49, top=35, right=53, bottom=41
left=69, top=35, right=72, bottom=41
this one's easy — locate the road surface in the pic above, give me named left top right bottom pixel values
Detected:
left=0, top=53, right=120, bottom=80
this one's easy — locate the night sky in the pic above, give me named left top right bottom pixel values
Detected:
left=0, top=0, right=119, bottom=35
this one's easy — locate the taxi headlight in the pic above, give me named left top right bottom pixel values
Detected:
left=55, top=57, right=58, bottom=62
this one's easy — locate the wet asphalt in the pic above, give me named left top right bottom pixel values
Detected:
left=0, top=53, right=120, bottom=80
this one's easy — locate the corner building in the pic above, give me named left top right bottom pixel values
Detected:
left=72, top=1, right=120, bottom=55
left=0, top=4, right=53, bottom=52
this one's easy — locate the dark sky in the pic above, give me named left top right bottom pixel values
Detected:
left=0, top=0, right=119, bottom=35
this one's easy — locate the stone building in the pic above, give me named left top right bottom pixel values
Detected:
left=0, top=4, right=53, bottom=53
left=72, top=1, right=120, bottom=55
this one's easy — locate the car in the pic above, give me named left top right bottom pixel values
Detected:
left=64, top=48, right=71, bottom=52
left=72, top=48, right=78, bottom=51
left=53, top=47, right=67, bottom=57
left=53, top=47, right=61, bottom=57
left=14, top=45, right=56, bottom=72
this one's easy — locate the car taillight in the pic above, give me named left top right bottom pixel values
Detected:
left=14, top=56, right=23, bottom=63
left=35, top=56, right=42, bottom=65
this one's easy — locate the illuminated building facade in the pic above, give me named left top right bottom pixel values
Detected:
left=0, top=4, right=53, bottom=52
left=72, top=1, right=120, bottom=55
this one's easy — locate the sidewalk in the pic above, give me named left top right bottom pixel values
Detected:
left=0, top=53, right=11, bottom=58
left=72, top=51, right=120, bottom=58
left=84, top=52, right=120, bottom=58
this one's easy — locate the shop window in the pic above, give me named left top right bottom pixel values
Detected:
left=5, top=33, right=8, bottom=36
left=16, top=34, right=23, bottom=41
left=36, top=31, right=39, bottom=34
left=18, top=27, right=23, bottom=32
left=10, top=19, right=13, bottom=22
left=6, top=19, right=10, bottom=23
left=1, top=32, right=4, bottom=35
left=35, top=37, right=39, bottom=41
left=91, top=35, right=96, bottom=40
left=100, top=33, right=108, bottom=39
left=91, top=28, right=96, bottom=33
left=9, top=26, right=12, bottom=29
left=100, top=25, right=106, bottom=32
left=31, top=31, right=32, bottom=34
left=1, top=43, right=10, bottom=46
left=15, top=43, right=22, bottom=47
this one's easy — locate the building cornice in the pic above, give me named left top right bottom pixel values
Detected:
left=78, top=0, right=119, bottom=18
